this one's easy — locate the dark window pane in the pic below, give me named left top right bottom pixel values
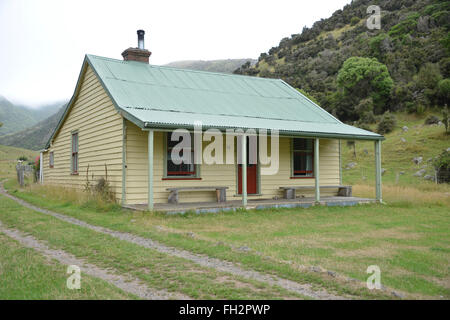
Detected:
left=166, top=132, right=195, bottom=177
left=293, top=138, right=314, bottom=177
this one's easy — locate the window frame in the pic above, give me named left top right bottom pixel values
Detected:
left=163, top=132, right=200, bottom=180
left=49, top=151, right=54, bottom=168
left=290, top=138, right=315, bottom=179
left=71, top=131, right=79, bottom=175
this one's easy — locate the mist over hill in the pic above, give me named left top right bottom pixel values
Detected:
left=0, top=95, right=64, bottom=136
left=0, top=102, right=66, bottom=150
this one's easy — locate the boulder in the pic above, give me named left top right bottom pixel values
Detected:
left=413, top=157, right=423, bottom=165
left=413, top=169, right=426, bottom=177
left=402, top=126, right=408, bottom=132
left=237, top=246, right=251, bottom=252
left=400, top=137, right=406, bottom=143
left=424, top=175, right=435, bottom=181
left=346, top=162, right=357, bottom=169
left=391, top=291, right=404, bottom=299
left=327, top=270, right=337, bottom=277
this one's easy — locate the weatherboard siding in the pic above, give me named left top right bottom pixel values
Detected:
left=124, top=122, right=340, bottom=205
left=42, top=65, right=123, bottom=201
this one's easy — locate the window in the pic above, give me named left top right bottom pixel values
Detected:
left=71, top=132, right=78, bottom=174
left=49, top=152, right=54, bottom=168
left=165, top=132, right=197, bottom=178
left=292, top=138, right=314, bottom=177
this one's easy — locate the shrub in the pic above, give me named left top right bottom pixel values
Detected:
left=337, top=57, right=393, bottom=114
left=17, top=156, right=28, bottom=161
left=438, top=78, right=450, bottom=102
left=433, top=150, right=450, bottom=184
left=94, top=177, right=115, bottom=202
left=360, top=111, right=376, bottom=124
left=377, top=112, right=397, bottom=134
left=350, top=17, right=360, bottom=26
left=83, top=164, right=116, bottom=203
left=356, top=122, right=371, bottom=131
left=424, top=115, right=440, bottom=125
left=433, top=150, right=450, bottom=170
left=442, top=105, right=449, bottom=133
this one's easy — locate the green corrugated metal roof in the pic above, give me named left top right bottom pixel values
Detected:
left=50, top=54, right=383, bottom=147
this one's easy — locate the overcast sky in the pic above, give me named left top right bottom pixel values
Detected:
left=0, top=0, right=351, bottom=107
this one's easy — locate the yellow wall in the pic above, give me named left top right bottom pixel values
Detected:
left=124, top=120, right=340, bottom=205
left=41, top=64, right=340, bottom=205
left=42, top=65, right=123, bottom=201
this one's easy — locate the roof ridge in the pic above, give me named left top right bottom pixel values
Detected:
left=86, top=54, right=282, bottom=83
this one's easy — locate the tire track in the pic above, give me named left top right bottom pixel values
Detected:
left=0, top=221, right=188, bottom=300
left=0, top=183, right=345, bottom=300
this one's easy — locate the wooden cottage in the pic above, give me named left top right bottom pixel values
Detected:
left=41, top=31, right=384, bottom=212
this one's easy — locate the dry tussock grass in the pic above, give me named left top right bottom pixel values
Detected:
left=27, top=183, right=118, bottom=210
left=353, top=184, right=450, bottom=206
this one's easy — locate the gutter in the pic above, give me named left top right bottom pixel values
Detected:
left=141, top=122, right=385, bottom=141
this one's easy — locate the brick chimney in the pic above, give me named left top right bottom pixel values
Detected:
left=121, top=30, right=152, bottom=63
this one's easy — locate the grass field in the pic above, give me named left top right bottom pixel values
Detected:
left=0, top=144, right=37, bottom=179
left=0, top=232, right=136, bottom=299
left=0, top=113, right=449, bottom=299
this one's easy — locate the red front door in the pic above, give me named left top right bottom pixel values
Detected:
left=238, top=164, right=258, bottom=194
left=238, top=136, right=258, bottom=194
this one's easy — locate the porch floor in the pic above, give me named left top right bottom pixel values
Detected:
left=123, top=196, right=376, bottom=214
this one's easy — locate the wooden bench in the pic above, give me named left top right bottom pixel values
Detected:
left=279, top=185, right=352, bottom=199
left=166, top=186, right=229, bottom=204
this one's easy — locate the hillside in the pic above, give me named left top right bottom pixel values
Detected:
left=0, top=144, right=38, bottom=179
left=0, top=104, right=65, bottom=150
left=342, top=112, right=449, bottom=188
left=164, top=59, right=256, bottom=73
left=0, top=96, right=63, bottom=136
left=236, top=0, right=449, bottom=124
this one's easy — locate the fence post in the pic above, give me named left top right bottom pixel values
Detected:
left=16, top=163, right=25, bottom=187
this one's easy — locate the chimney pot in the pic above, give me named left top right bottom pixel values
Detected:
left=137, top=29, right=145, bottom=49
left=121, top=29, right=151, bottom=63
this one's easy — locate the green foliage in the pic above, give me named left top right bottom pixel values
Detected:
left=377, top=112, right=397, bottom=135
left=238, top=0, right=449, bottom=123
left=337, top=57, right=393, bottom=115
left=17, top=155, right=28, bottom=161
left=442, top=105, right=449, bottom=133
left=388, top=13, right=420, bottom=38
left=350, top=16, right=359, bottom=26
left=433, top=150, right=450, bottom=170
left=416, top=63, right=442, bottom=90
left=369, top=33, right=388, bottom=57
left=296, top=88, right=319, bottom=104
left=438, top=78, right=450, bottom=102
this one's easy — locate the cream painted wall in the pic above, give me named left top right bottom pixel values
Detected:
left=42, top=65, right=123, bottom=201
left=41, top=65, right=340, bottom=205
left=124, top=120, right=340, bottom=205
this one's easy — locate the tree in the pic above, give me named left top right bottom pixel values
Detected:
left=377, top=112, right=397, bottom=135
left=415, top=63, right=443, bottom=105
left=337, top=57, right=394, bottom=116
left=438, top=79, right=450, bottom=104
left=443, top=105, right=449, bottom=134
